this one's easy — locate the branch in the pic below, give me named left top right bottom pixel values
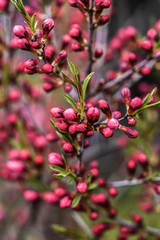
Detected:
left=108, top=177, right=160, bottom=187
left=86, top=0, right=94, bottom=76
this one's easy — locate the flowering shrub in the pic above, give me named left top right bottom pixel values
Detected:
left=1, top=0, right=160, bottom=239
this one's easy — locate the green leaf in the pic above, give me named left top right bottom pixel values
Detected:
left=76, top=65, right=81, bottom=82
left=53, top=174, right=65, bottom=178
left=61, top=72, right=76, bottom=88
left=67, top=58, right=76, bottom=75
left=86, top=172, right=93, bottom=184
left=68, top=176, right=75, bottom=184
left=50, top=119, right=73, bottom=143
left=64, top=94, right=80, bottom=113
left=72, top=193, right=82, bottom=208
left=51, top=224, right=91, bottom=239
left=133, top=87, right=158, bottom=116
left=88, top=183, right=98, bottom=190
left=49, top=165, right=66, bottom=174
left=31, top=13, right=36, bottom=33
left=82, top=72, right=94, bottom=101
left=141, top=87, right=157, bottom=108
left=10, top=139, right=21, bottom=150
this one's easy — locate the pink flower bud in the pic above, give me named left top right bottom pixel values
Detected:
left=8, top=149, right=20, bottom=159
left=6, top=160, right=24, bottom=172
left=124, top=26, right=137, bottom=39
left=141, top=40, right=152, bottom=52
left=59, top=196, right=72, bottom=208
left=147, top=28, right=157, bottom=40
left=23, top=190, right=39, bottom=202
left=112, top=111, right=121, bottom=119
left=62, top=34, right=71, bottom=48
left=71, top=42, right=84, bottom=51
left=130, top=97, right=142, bottom=110
left=128, top=117, right=136, bottom=126
left=119, top=125, right=138, bottom=138
left=43, top=82, right=55, bottom=92
left=10, top=37, right=19, bottom=49
left=55, top=50, right=67, bottom=64
left=7, top=113, right=18, bottom=125
left=42, top=63, right=53, bottom=74
left=95, top=0, right=111, bottom=9
left=45, top=45, right=55, bottom=63
left=34, top=155, right=44, bottom=165
left=63, top=108, right=77, bottom=121
left=68, top=0, right=85, bottom=9
left=69, top=27, right=82, bottom=40
left=46, top=133, right=58, bottom=142
left=108, top=187, right=118, bottom=197
left=154, top=185, right=160, bottom=195
left=134, top=152, right=148, bottom=169
left=97, top=178, right=106, bottom=187
left=77, top=181, right=88, bottom=193
left=50, top=107, right=64, bottom=118
left=68, top=124, right=77, bottom=135
left=128, top=52, right=137, bottom=64
left=98, top=15, right=109, bottom=26
left=76, top=123, right=88, bottom=133
left=132, top=214, right=142, bottom=226
left=121, top=87, right=131, bottom=106
left=126, top=159, right=137, bottom=177
left=19, top=149, right=30, bottom=161
left=17, top=38, right=32, bottom=50
left=42, top=192, right=59, bottom=203
left=98, top=99, right=112, bottom=118
left=90, top=212, right=99, bottom=220
left=100, top=127, right=114, bottom=138
left=24, top=67, right=37, bottom=75
left=89, top=160, right=99, bottom=169
left=94, top=48, right=103, bottom=58
left=48, top=152, right=63, bottom=166
left=90, top=168, right=99, bottom=178
left=90, top=193, right=107, bottom=204
left=107, top=118, right=119, bottom=129
left=13, top=25, right=28, bottom=38
left=63, top=143, right=74, bottom=153
left=8, top=89, right=21, bottom=101
left=54, top=188, right=67, bottom=198
left=42, top=19, right=55, bottom=34
left=0, top=0, right=8, bottom=11
left=140, top=66, right=151, bottom=75
left=24, top=58, right=39, bottom=70
left=106, top=70, right=116, bottom=81
left=92, top=223, right=108, bottom=237
left=56, top=122, right=68, bottom=131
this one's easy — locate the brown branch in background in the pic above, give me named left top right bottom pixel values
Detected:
left=86, top=0, right=94, bottom=76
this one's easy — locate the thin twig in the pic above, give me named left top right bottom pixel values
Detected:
left=86, top=0, right=94, bottom=76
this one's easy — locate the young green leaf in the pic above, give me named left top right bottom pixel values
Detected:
left=31, top=13, right=36, bottom=33
left=61, top=72, right=76, bottom=87
left=68, top=176, right=75, bottom=184
left=67, top=58, right=76, bottom=75
left=50, top=119, right=73, bottom=143
left=72, top=193, right=82, bottom=208
left=51, top=224, right=91, bottom=239
left=53, top=174, right=65, bottom=178
left=76, top=65, right=81, bottom=81
left=141, top=87, right=157, bottom=108
left=82, top=72, right=94, bottom=101
left=64, top=94, right=80, bottom=113
left=49, top=165, right=66, bottom=174
left=88, top=183, right=98, bottom=190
